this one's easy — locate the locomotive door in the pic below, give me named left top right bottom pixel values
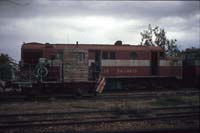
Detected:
left=94, top=50, right=102, bottom=80
left=151, top=52, right=158, bottom=75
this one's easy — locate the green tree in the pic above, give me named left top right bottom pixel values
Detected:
left=0, top=54, right=10, bottom=64
left=140, top=24, right=180, bottom=56
left=0, top=54, right=13, bottom=80
left=140, top=24, right=154, bottom=46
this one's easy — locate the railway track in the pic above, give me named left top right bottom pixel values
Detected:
left=0, top=106, right=199, bottom=130
left=0, top=113, right=198, bottom=128
left=98, top=90, right=200, bottom=100
left=0, top=89, right=199, bottom=102
left=86, top=127, right=200, bottom=133
left=0, top=113, right=199, bottom=132
left=0, top=105, right=198, bottom=117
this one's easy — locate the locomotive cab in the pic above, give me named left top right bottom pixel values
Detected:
left=13, top=44, right=106, bottom=96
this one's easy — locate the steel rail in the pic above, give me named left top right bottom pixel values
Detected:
left=0, top=113, right=198, bottom=129
left=0, top=105, right=199, bottom=117
left=1, top=111, right=199, bottom=125
left=75, top=127, right=200, bottom=133
left=57, top=127, right=200, bottom=133
left=0, top=90, right=199, bottom=102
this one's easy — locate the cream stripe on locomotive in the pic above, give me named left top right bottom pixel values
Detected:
left=102, top=60, right=150, bottom=67
left=89, top=59, right=182, bottom=67
left=159, top=60, right=182, bottom=67
left=89, top=60, right=150, bottom=67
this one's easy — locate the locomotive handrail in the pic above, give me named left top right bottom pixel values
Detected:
left=96, top=77, right=106, bottom=94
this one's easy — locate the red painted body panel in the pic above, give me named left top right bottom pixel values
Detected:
left=101, top=66, right=150, bottom=77
left=47, top=66, right=61, bottom=81
left=115, top=51, right=150, bottom=60
left=159, top=66, right=182, bottom=77
left=88, top=51, right=151, bottom=60
left=43, top=47, right=57, bottom=59
left=21, top=42, right=182, bottom=81
left=182, top=66, right=200, bottom=87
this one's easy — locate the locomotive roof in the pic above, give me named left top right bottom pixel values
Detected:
left=22, top=42, right=163, bottom=52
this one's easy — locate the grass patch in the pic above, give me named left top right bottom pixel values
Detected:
left=182, top=95, right=200, bottom=105
left=152, top=95, right=200, bottom=107
left=153, top=96, right=186, bottom=106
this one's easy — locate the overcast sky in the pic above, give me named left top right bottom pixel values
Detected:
left=0, top=0, right=199, bottom=61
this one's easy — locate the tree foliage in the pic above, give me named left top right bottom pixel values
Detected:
left=0, top=53, right=13, bottom=80
left=0, top=54, right=10, bottom=64
left=140, top=24, right=180, bottom=56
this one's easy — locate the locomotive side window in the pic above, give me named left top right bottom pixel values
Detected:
left=110, top=52, right=116, bottom=59
left=102, top=51, right=116, bottom=59
left=102, top=51, right=109, bottom=59
left=159, top=52, right=165, bottom=58
left=57, top=51, right=63, bottom=60
left=130, top=52, right=137, bottom=59
left=77, top=52, right=85, bottom=62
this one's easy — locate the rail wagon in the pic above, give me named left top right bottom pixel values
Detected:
left=12, top=41, right=183, bottom=95
left=182, top=48, right=200, bottom=88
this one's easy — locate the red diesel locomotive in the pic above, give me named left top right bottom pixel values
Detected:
left=13, top=41, right=182, bottom=95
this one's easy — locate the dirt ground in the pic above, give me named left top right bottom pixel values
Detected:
left=0, top=91, right=199, bottom=114
left=0, top=91, right=199, bottom=132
